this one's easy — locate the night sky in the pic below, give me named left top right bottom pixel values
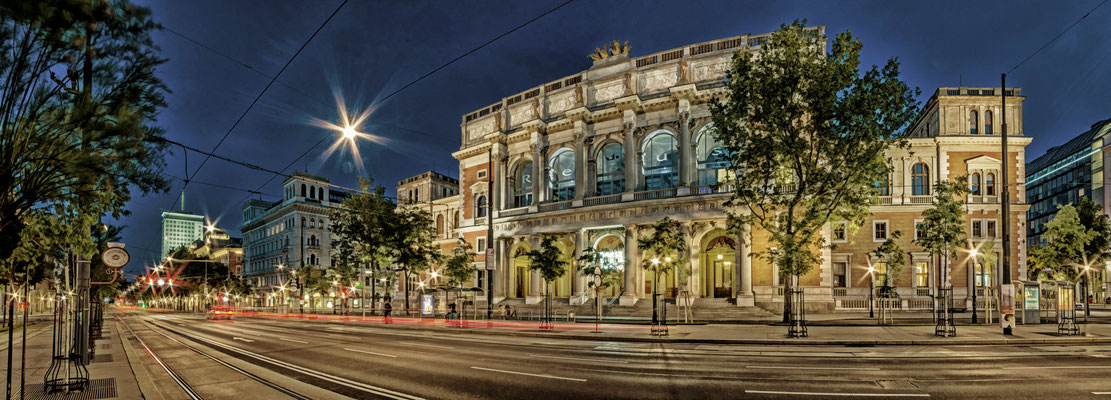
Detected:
left=118, top=0, right=1111, bottom=275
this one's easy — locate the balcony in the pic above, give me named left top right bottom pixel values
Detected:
left=538, top=200, right=574, bottom=213
left=634, top=188, right=677, bottom=201
left=908, top=195, right=932, bottom=205
left=500, top=207, right=529, bottom=217
left=584, top=193, right=622, bottom=207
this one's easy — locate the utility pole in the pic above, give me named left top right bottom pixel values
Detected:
left=1000, top=74, right=1014, bottom=335
left=487, top=148, right=495, bottom=320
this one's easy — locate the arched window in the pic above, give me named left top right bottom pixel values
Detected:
left=969, top=110, right=978, bottom=135
left=695, top=125, right=731, bottom=186
left=912, top=163, right=930, bottom=195
left=985, top=173, right=996, bottom=196
left=513, top=161, right=533, bottom=207
left=309, top=254, right=317, bottom=265
left=301, top=184, right=306, bottom=197
left=301, top=217, right=306, bottom=228
left=643, top=131, right=678, bottom=190
left=310, top=235, right=316, bottom=246
left=475, top=195, right=488, bottom=218
left=436, top=215, right=444, bottom=235
left=984, top=110, right=993, bottom=134
left=548, top=149, right=576, bottom=201
left=970, top=173, right=981, bottom=195
left=454, top=211, right=460, bottom=229
left=408, top=190, right=413, bottom=203
left=318, top=187, right=324, bottom=201
left=596, top=143, right=625, bottom=195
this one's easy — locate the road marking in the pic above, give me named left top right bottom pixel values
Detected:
left=530, top=354, right=628, bottom=364
left=745, top=390, right=928, bottom=397
left=233, top=337, right=255, bottom=343
left=471, top=366, right=587, bottom=382
left=280, top=337, right=308, bottom=344
left=1093, top=392, right=1111, bottom=395
left=344, top=348, right=398, bottom=358
left=399, top=341, right=454, bottom=349
left=1005, top=366, right=1111, bottom=369
left=746, top=365, right=880, bottom=371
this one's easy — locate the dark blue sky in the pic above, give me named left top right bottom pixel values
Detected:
left=119, top=0, right=1111, bottom=274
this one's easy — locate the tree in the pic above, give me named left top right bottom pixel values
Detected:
left=526, top=236, right=568, bottom=328
left=392, top=206, right=440, bottom=315
left=1, top=1, right=170, bottom=265
left=442, top=238, right=476, bottom=288
left=710, top=21, right=919, bottom=325
left=577, top=245, right=623, bottom=329
left=913, top=178, right=968, bottom=335
left=331, top=177, right=397, bottom=314
left=1030, top=204, right=1101, bottom=282
left=871, top=231, right=906, bottom=298
left=636, top=217, right=687, bottom=328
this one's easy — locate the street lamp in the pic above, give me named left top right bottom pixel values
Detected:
left=867, top=266, right=875, bottom=319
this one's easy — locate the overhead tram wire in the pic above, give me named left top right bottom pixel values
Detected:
left=170, top=0, right=350, bottom=212
left=1008, top=0, right=1108, bottom=74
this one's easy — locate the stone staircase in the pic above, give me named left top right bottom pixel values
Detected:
left=496, top=297, right=777, bottom=323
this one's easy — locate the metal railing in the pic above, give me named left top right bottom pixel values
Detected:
left=584, top=193, right=623, bottom=207
left=832, top=287, right=848, bottom=297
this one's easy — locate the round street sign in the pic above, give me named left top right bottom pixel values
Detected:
left=102, top=247, right=130, bottom=269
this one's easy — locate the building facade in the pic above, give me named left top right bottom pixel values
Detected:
left=191, top=228, right=244, bottom=276
left=433, top=27, right=1031, bottom=313
left=240, top=171, right=346, bottom=305
left=161, top=211, right=204, bottom=258
left=1025, top=117, right=1111, bottom=300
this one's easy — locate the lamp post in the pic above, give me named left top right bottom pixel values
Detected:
left=1084, top=265, right=1091, bottom=319
left=867, top=266, right=875, bottom=319
left=970, top=248, right=980, bottom=324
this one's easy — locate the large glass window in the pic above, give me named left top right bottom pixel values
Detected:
left=596, top=143, right=625, bottom=195
left=512, top=161, right=533, bottom=207
left=696, top=125, right=732, bottom=186
left=549, top=149, right=576, bottom=201
left=969, top=110, right=978, bottom=135
left=912, top=163, right=930, bottom=195
left=475, top=195, right=488, bottom=218
left=914, top=261, right=929, bottom=287
left=643, top=131, right=678, bottom=190
left=984, top=110, right=993, bottom=134
left=875, top=175, right=890, bottom=196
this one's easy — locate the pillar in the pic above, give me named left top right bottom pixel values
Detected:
left=574, top=128, right=587, bottom=200
left=677, top=110, right=691, bottom=188
left=571, top=230, right=584, bottom=303
left=532, top=141, right=543, bottom=204
left=527, top=236, right=542, bottom=304
left=620, top=224, right=639, bottom=305
left=493, top=238, right=507, bottom=301
left=622, top=111, right=637, bottom=195
left=738, top=224, right=755, bottom=307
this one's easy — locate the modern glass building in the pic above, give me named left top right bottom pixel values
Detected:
left=1026, top=118, right=1111, bottom=246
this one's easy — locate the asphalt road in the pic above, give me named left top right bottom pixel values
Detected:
left=117, top=310, right=1111, bottom=399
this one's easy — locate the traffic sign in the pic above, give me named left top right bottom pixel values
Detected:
left=101, top=247, right=130, bottom=269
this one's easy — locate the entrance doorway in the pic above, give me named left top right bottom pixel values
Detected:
left=700, top=233, right=736, bottom=298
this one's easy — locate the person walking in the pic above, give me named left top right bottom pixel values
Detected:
left=384, top=301, right=393, bottom=324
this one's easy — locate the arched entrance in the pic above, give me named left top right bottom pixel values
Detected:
left=592, top=234, right=625, bottom=298
left=508, top=242, right=531, bottom=298
left=700, top=231, right=736, bottom=298
left=551, top=237, right=574, bottom=297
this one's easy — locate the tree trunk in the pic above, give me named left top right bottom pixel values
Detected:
left=404, top=271, right=411, bottom=316
left=782, top=269, right=792, bottom=324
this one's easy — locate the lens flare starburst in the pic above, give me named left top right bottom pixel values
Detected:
left=310, top=93, right=388, bottom=174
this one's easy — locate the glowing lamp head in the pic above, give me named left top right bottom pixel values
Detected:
left=157, top=279, right=165, bottom=286
left=342, top=125, right=358, bottom=139
left=206, top=225, right=215, bottom=233
left=222, top=296, right=229, bottom=302
left=717, top=254, right=723, bottom=260
left=867, top=266, right=875, bottom=274
left=430, top=271, right=438, bottom=278
left=665, top=256, right=672, bottom=262
left=969, top=249, right=980, bottom=257
left=651, top=258, right=659, bottom=265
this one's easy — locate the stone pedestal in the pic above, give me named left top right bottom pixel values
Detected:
left=736, top=294, right=755, bottom=307
left=619, top=295, right=639, bottom=306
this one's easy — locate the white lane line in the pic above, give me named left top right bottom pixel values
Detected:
left=232, top=337, right=255, bottom=343
left=1005, top=366, right=1111, bottom=369
left=746, top=365, right=880, bottom=371
left=344, top=348, right=398, bottom=358
left=530, top=354, right=629, bottom=364
left=399, top=341, right=453, bottom=349
left=471, top=366, right=587, bottom=382
left=745, top=390, right=929, bottom=397
left=1093, top=392, right=1111, bottom=395
left=279, top=337, right=308, bottom=344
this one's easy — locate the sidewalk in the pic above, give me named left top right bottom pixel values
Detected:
left=232, top=309, right=1111, bottom=346
left=0, top=316, right=145, bottom=399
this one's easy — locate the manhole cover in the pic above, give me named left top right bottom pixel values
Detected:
left=877, top=380, right=919, bottom=389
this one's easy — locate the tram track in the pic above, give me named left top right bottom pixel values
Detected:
left=116, top=314, right=314, bottom=400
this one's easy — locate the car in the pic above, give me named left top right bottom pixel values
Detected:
left=207, top=306, right=234, bottom=320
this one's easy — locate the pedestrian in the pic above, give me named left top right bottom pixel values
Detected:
left=447, top=303, right=457, bottom=320
left=384, top=301, right=393, bottom=323
left=505, top=304, right=514, bottom=320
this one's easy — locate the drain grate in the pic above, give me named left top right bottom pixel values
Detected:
left=877, top=380, right=919, bottom=390
left=13, top=378, right=117, bottom=399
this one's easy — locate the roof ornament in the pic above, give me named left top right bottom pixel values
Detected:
left=589, top=40, right=630, bottom=61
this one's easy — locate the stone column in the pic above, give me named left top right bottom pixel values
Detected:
left=493, top=238, right=507, bottom=301
left=531, top=142, right=543, bottom=204
left=528, top=236, right=542, bottom=304
left=620, top=224, right=639, bottom=305
left=738, top=224, right=755, bottom=307
left=571, top=230, right=584, bottom=304
left=574, top=128, right=587, bottom=201
left=622, top=111, right=637, bottom=196
left=677, top=110, right=691, bottom=191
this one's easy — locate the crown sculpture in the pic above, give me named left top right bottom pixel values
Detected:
left=589, top=40, right=631, bottom=61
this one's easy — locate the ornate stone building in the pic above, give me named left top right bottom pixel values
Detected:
left=434, top=26, right=1031, bottom=313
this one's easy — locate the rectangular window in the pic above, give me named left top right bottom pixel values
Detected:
left=986, top=220, right=997, bottom=238
left=832, top=261, right=847, bottom=287
left=914, top=261, right=929, bottom=287
left=873, top=262, right=888, bottom=285
left=971, top=220, right=983, bottom=238
left=914, top=220, right=926, bottom=240
left=477, top=169, right=487, bottom=179
left=832, top=222, right=848, bottom=243
left=476, top=237, right=487, bottom=253
left=873, top=221, right=888, bottom=241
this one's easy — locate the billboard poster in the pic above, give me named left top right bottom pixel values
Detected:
left=421, top=294, right=433, bottom=315
left=1024, top=286, right=1040, bottom=310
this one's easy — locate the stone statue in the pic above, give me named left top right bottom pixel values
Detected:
left=589, top=40, right=631, bottom=61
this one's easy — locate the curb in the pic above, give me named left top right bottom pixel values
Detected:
left=237, top=314, right=1111, bottom=346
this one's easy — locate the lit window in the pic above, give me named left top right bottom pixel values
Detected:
left=549, top=149, right=576, bottom=201
left=914, top=261, right=929, bottom=287
left=513, top=161, right=533, bottom=207
left=696, top=124, right=732, bottom=187
left=643, top=131, right=679, bottom=190
left=596, top=143, right=625, bottom=195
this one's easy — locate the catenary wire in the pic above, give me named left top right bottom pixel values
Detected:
left=1008, top=0, right=1108, bottom=74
